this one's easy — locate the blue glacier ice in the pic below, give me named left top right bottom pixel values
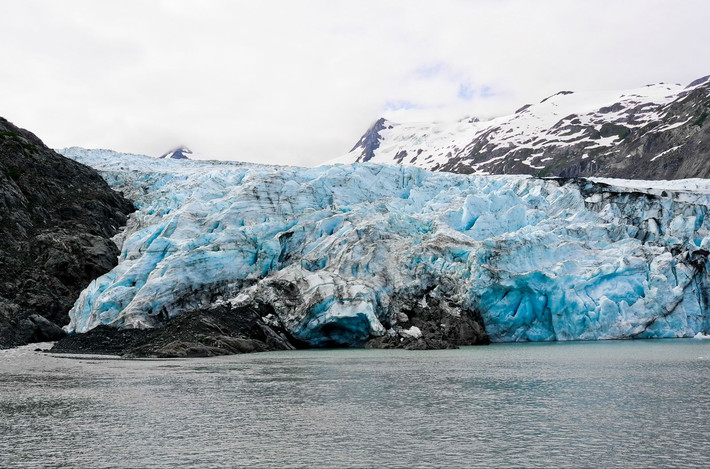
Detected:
left=59, top=147, right=710, bottom=345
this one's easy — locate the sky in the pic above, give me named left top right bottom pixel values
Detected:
left=1, top=0, right=709, bottom=166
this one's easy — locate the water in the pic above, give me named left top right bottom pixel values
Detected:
left=1, top=339, right=708, bottom=468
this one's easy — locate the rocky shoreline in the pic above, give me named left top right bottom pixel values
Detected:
left=51, top=303, right=298, bottom=358
left=50, top=299, right=491, bottom=358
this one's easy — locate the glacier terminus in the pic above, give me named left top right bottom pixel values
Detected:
left=59, top=147, right=710, bottom=348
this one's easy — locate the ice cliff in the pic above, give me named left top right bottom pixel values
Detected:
left=60, top=147, right=710, bottom=345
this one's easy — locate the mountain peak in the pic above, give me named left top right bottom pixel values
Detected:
left=350, top=118, right=395, bottom=163
left=159, top=146, right=192, bottom=160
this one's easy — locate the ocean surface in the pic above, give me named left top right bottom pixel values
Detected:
left=1, top=339, right=708, bottom=468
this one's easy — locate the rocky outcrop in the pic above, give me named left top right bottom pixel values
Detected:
left=365, top=289, right=490, bottom=350
left=0, top=117, right=134, bottom=348
left=52, top=302, right=297, bottom=357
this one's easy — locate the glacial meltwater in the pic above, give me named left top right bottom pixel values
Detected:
left=1, top=340, right=709, bottom=468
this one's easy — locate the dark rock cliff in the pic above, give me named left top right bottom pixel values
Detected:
left=0, top=117, right=134, bottom=348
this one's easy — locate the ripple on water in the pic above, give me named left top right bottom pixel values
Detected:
left=0, top=339, right=709, bottom=468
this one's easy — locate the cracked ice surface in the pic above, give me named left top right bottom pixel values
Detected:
left=60, top=147, right=710, bottom=344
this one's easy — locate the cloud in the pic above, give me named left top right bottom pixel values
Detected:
left=384, top=101, right=419, bottom=111
left=0, top=0, right=709, bottom=166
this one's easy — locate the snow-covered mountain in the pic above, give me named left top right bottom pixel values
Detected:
left=159, top=146, right=193, bottom=160
left=331, top=76, right=710, bottom=179
left=59, top=147, right=710, bottom=347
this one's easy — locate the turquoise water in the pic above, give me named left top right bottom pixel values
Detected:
left=1, top=339, right=709, bottom=468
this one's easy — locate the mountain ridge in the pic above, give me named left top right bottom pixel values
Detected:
left=334, top=75, right=710, bottom=179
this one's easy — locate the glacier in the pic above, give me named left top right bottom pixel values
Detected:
left=59, top=147, right=710, bottom=346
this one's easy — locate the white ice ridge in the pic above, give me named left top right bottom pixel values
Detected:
left=60, top=147, right=710, bottom=344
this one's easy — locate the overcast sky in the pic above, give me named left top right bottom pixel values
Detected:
left=1, top=0, right=709, bottom=166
